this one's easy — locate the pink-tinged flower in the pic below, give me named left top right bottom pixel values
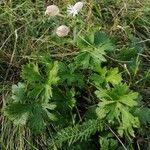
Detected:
left=67, top=2, right=84, bottom=16
left=56, top=25, right=70, bottom=37
left=45, top=5, right=59, bottom=16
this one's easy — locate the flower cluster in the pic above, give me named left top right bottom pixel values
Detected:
left=45, top=1, right=84, bottom=37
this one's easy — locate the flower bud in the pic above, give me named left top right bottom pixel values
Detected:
left=56, top=25, right=70, bottom=37
left=67, top=2, right=84, bottom=16
left=45, top=5, right=59, bottom=16
left=73, top=2, right=84, bottom=11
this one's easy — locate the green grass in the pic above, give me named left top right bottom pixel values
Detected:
left=0, top=0, right=150, bottom=150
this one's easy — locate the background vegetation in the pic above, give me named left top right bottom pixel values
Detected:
left=0, top=0, right=150, bottom=150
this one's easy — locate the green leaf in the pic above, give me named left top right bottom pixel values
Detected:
left=12, top=82, right=26, bottom=102
left=100, top=136, right=118, bottom=150
left=4, top=102, right=31, bottom=125
left=90, top=45, right=107, bottom=63
left=28, top=105, right=45, bottom=133
left=53, top=119, right=102, bottom=147
left=21, top=63, right=42, bottom=82
left=45, top=110, right=57, bottom=121
left=119, top=92, right=138, bottom=107
left=75, top=31, right=113, bottom=68
left=95, top=84, right=139, bottom=138
left=46, top=61, right=59, bottom=85
left=106, top=68, right=122, bottom=85
left=77, top=33, right=94, bottom=49
left=59, top=62, right=84, bottom=87
left=134, top=107, right=150, bottom=125
left=42, top=103, right=57, bottom=110
left=91, top=66, right=122, bottom=87
left=75, top=52, right=91, bottom=68
left=44, top=84, right=53, bottom=102
left=94, top=31, right=110, bottom=46
left=27, top=84, right=44, bottom=100
left=96, top=107, right=107, bottom=119
left=119, top=108, right=140, bottom=138
left=4, top=60, right=58, bottom=133
left=65, top=88, right=76, bottom=109
left=117, top=47, right=138, bottom=61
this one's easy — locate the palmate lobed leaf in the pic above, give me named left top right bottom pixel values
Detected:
left=118, top=108, right=140, bottom=138
left=4, top=101, right=57, bottom=133
left=27, top=105, right=46, bottom=133
left=134, top=107, right=150, bottom=125
left=90, top=48, right=107, bottom=63
left=106, top=68, right=122, bottom=85
left=117, top=47, right=139, bottom=61
left=95, top=84, right=139, bottom=138
left=91, top=66, right=122, bottom=87
left=100, top=136, right=118, bottom=150
left=76, top=46, right=107, bottom=67
left=24, top=61, right=59, bottom=102
left=94, top=31, right=111, bottom=46
left=27, top=103, right=57, bottom=133
left=59, top=62, right=84, bottom=87
left=4, top=60, right=59, bottom=133
left=75, top=31, right=113, bottom=68
left=108, top=84, right=131, bottom=100
left=77, top=33, right=94, bottom=49
left=95, top=84, right=138, bottom=107
left=77, top=31, right=112, bottom=49
left=119, top=92, right=138, bottom=107
left=52, top=88, right=76, bottom=112
left=27, top=83, right=44, bottom=100
left=12, top=82, right=26, bottom=102
left=75, top=51, right=91, bottom=69
left=21, top=63, right=42, bottom=82
left=4, top=102, right=31, bottom=125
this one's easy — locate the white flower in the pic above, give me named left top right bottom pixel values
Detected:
left=67, top=2, right=84, bottom=16
left=74, top=2, right=84, bottom=10
left=56, top=25, right=70, bottom=37
left=45, top=5, right=59, bottom=16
